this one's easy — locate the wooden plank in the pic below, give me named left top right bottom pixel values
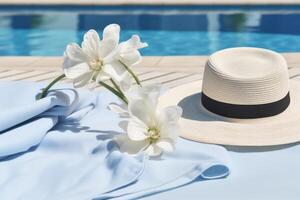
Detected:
left=163, top=73, right=203, bottom=88
left=1, top=54, right=300, bottom=73
left=0, top=69, right=9, bottom=73
left=4, top=71, right=55, bottom=81
left=0, top=54, right=300, bottom=87
left=140, top=71, right=175, bottom=83
left=141, top=72, right=189, bottom=86
left=0, top=57, right=40, bottom=68
left=31, top=71, right=65, bottom=82
left=0, top=70, right=33, bottom=79
left=288, top=67, right=300, bottom=79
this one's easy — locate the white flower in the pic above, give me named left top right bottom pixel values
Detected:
left=63, top=24, right=147, bottom=89
left=114, top=85, right=183, bottom=157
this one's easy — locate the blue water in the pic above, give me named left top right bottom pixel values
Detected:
left=1, top=5, right=300, bottom=56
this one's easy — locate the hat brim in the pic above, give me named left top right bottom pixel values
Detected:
left=158, top=80, right=300, bottom=146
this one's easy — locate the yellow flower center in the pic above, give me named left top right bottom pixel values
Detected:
left=148, top=127, right=160, bottom=143
left=90, top=59, right=103, bottom=72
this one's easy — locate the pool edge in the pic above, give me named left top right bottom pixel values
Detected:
left=0, top=0, right=300, bottom=6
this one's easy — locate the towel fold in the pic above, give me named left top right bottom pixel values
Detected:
left=0, top=81, right=231, bottom=200
left=97, top=138, right=230, bottom=200
left=0, top=81, right=96, bottom=157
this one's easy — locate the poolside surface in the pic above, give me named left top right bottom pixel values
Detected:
left=0, top=0, right=300, bottom=5
left=1, top=53, right=300, bottom=89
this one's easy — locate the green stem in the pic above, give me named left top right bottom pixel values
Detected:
left=99, top=81, right=128, bottom=104
left=118, top=60, right=141, bottom=86
left=38, top=74, right=65, bottom=99
left=110, top=78, right=126, bottom=99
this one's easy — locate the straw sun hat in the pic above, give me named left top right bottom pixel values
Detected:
left=159, top=47, right=300, bottom=146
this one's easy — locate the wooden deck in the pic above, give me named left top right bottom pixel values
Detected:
left=1, top=54, right=300, bottom=89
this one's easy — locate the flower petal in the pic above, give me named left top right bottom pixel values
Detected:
left=102, top=62, right=126, bottom=82
left=81, top=29, right=101, bottom=60
left=103, top=24, right=120, bottom=44
left=64, top=62, right=90, bottom=80
left=128, top=98, right=155, bottom=126
left=127, top=118, right=149, bottom=141
left=119, top=50, right=142, bottom=67
left=100, top=24, right=120, bottom=59
left=119, top=120, right=129, bottom=131
left=72, top=71, right=93, bottom=88
left=127, top=85, right=161, bottom=109
left=159, top=106, right=183, bottom=124
left=118, top=35, right=148, bottom=66
left=102, top=62, right=133, bottom=92
left=118, top=72, right=133, bottom=92
left=160, top=123, right=180, bottom=141
left=144, top=85, right=161, bottom=109
left=95, top=70, right=110, bottom=83
left=120, top=35, right=148, bottom=50
left=155, top=106, right=182, bottom=141
left=107, top=103, right=129, bottom=117
left=156, top=138, right=175, bottom=152
left=115, top=134, right=149, bottom=154
left=63, top=43, right=88, bottom=69
left=145, top=144, right=162, bottom=157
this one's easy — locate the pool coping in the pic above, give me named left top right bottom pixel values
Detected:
left=0, top=0, right=300, bottom=6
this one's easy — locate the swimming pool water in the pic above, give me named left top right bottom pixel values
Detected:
left=1, top=5, right=300, bottom=56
